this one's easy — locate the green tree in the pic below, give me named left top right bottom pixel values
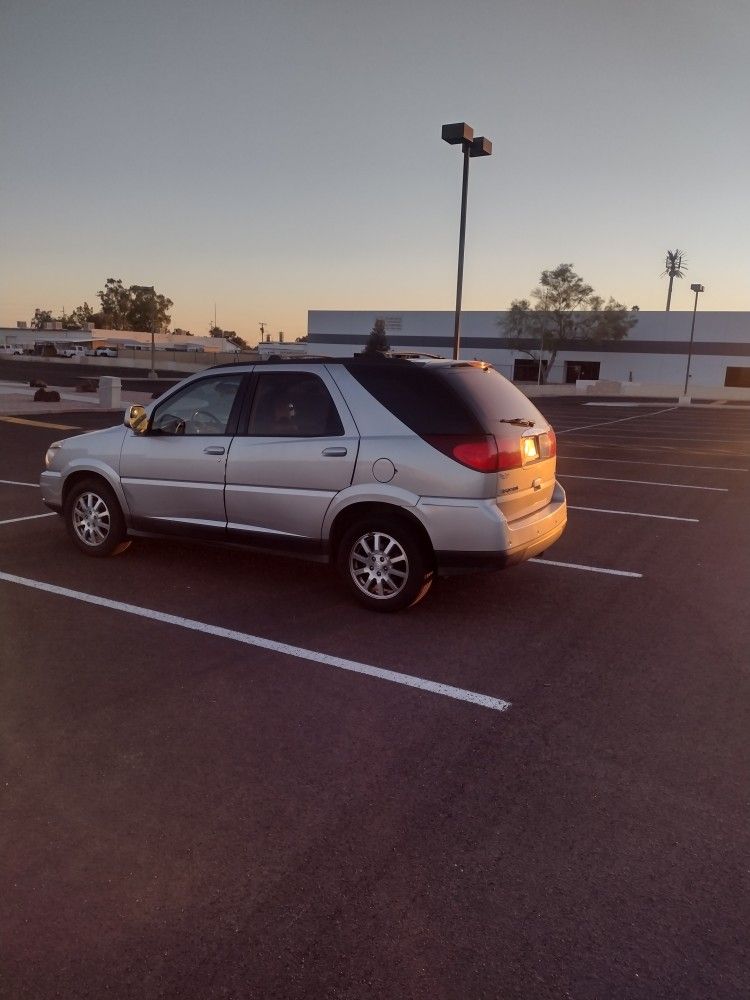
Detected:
left=30, top=308, right=54, bottom=329
left=363, top=319, right=389, bottom=355
left=96, top=278, right=173, bottom=332
left=96, top=278, right=131, bottom=329
left=64, top=302, right=95, bottom=329
left=502, top=263, right=637, bottom=384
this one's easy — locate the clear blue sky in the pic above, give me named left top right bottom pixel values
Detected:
left=2, top=0, right=748, bottom=340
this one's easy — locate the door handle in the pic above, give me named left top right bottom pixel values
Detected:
left=203, top=446, right=226, bottom=455
left=322, top=447, right=348, bottom=457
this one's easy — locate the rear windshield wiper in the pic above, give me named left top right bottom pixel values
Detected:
left=497, top=417, right=535, bottom=427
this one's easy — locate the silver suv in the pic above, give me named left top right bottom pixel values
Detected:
left=40, top=358, right=566, bottom=611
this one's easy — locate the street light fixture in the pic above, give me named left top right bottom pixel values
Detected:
left=442, top=122, right=492, bottom=360
left=683, top=282, right=704, bottom=397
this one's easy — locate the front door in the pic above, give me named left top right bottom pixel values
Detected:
left=120, top=372, right=245, bottom=534
left=225, top=368, right=358, bottom=543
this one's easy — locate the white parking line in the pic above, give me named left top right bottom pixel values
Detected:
left=556, top=405, right=678, bottom=435
left=558, top=455, right=748, bottom=472
left=0, top=571, right=511, bottom=713
left=565, top=430, right=750, bottom=444
left=0, top=513, right=56, bottom=526
left=568, top=505, right=699, bottom=523
left=558, top=474, right=728, bottom=492
left=530, top=558, right=642, bottom=578
left=557, top=439, right=749, bottom=460
left=0, top=479, right=40, bottom=488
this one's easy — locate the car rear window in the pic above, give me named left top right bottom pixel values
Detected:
left=347, top=364, right=482, bottom=435
left=437, top=366, right=544, bottom=429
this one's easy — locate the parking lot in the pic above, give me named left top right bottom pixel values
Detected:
left=1, top=398, right=749, bottom=999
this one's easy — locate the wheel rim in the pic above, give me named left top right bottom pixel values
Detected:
left=349, top=531, right=409, bottom=600
left=72, top=491, right=112, bottom=547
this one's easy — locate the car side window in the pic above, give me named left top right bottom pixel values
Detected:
left=151, top=375, right=242, bottom=435
left=247, top=372, right=344, bottom=437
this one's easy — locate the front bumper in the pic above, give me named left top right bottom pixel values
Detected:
left=40, top=470, right=63, bottom=511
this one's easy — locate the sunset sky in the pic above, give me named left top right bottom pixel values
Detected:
left=2, top=0, right=748, bottom=342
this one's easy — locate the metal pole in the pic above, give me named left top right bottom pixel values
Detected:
left=149, top=314, right=156, bottom=379
left=452, top=143, right=470, bottom=360
left=683, top=288, right=699, bottom=396
left=537, top=331, right=543, bottom=386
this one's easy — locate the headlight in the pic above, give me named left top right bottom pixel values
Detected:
left=44, top=441, right=62, bottom=468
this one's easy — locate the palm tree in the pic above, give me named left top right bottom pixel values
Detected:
left=662, top=249, right=687, bottom=311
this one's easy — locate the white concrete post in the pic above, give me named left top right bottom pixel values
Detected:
left=99, top=376, right=121, bottom=408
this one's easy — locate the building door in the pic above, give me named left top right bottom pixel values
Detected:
left=725, top=367, right=750, bottom=388
left=513, top=359, right=540, bottom=382
left=565, top=361, right=600, bottom=383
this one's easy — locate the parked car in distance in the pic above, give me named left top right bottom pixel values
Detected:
left=85, top=346, right=118, bottom=358
left=2, top=345, right=24, bottom=355
left=59, top=346, right=89, bottom=358
left=40, top=357, right=567, bottom=611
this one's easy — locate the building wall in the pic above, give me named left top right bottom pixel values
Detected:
left=307, top=310, right=750, bottom=389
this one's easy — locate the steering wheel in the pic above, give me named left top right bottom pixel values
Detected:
left=190, top=408, right=224, bottom=434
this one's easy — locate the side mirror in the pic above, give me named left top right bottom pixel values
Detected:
left=125, top=404, right=148, bottom=434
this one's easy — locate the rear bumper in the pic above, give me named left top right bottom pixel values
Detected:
left=500, top=483, right=568, bottom=566
left=425, top=481, right=567, bottom=575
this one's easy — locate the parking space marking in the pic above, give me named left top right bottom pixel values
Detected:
left=568, top=505, right=699, bottom=523
left=556, top=405, right=678, bottom=435
left=530, top=558, right=642, bottom=578
left=0, top=479, right=40, bottom=488
left=558, top=456, right=748, bottom=472
left=557, top=440, right=749, bottom=460
left=559, top=474, right=728, bottom=492
left=0, top=513, right=56, bottom=526
left=565, top=430, right=750, bottom=444
left=0, top=416, right=80, bottom=430
left=0, top=571, right=511, bottom=713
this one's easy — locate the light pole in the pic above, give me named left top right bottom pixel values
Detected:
left=683, top=282, right=704, bottom=397
left=442, top=123, right=492, bottom=360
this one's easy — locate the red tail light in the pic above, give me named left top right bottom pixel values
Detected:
left=495, top=437, right=524, bottom=470
left=425, top=434, right=522, bottom=472
left=540, top=429, right=557, bottom=458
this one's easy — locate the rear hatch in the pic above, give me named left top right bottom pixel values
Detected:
left=435, top=364, right=557, bottom=521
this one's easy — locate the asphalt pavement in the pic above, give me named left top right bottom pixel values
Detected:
left=1, top=399, right=748, bottom=999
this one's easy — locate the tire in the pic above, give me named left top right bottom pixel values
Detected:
left=63, top=477, right=128, bottom=557
left=336, top=515, right=434, bottom=612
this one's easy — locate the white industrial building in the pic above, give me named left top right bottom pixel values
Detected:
left=307, top=310, right=750, bottom=395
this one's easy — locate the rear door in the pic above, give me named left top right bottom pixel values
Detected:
left=225, top=367, right=358, bottom=542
